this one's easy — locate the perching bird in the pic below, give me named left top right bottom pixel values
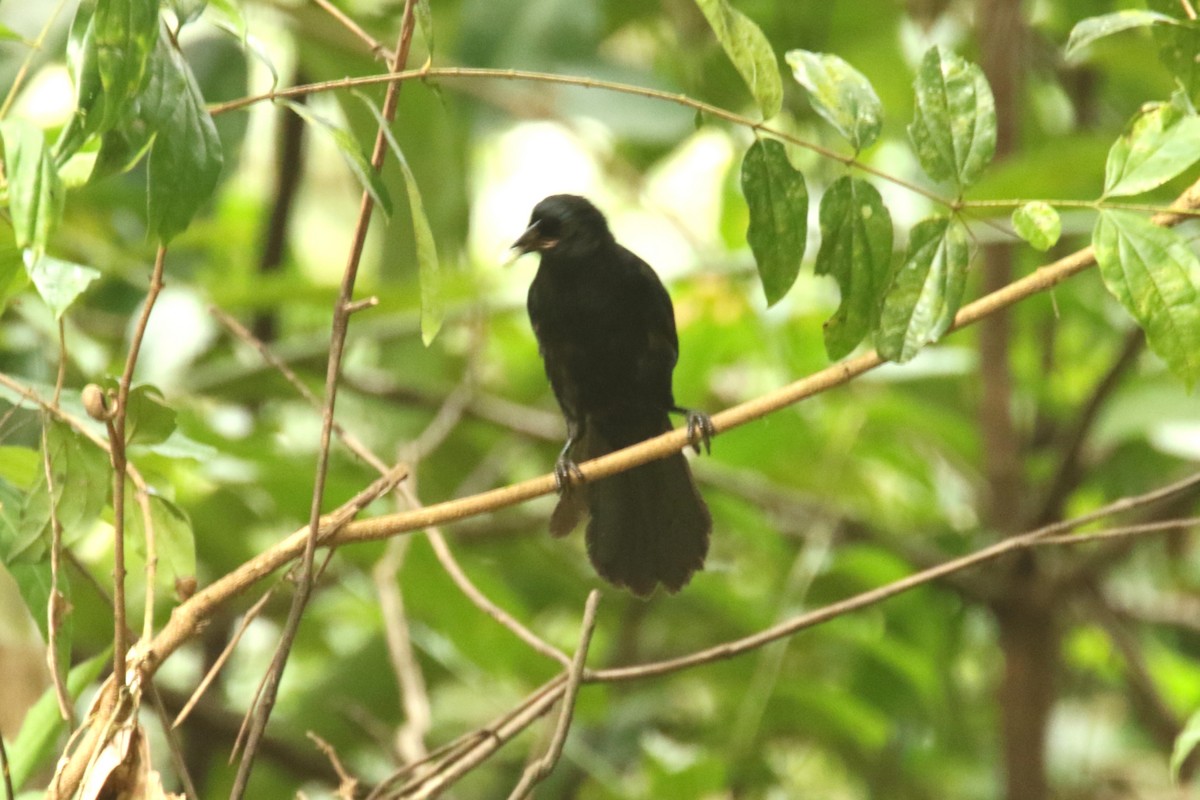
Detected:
left=512, top=194, right=713, bottom=596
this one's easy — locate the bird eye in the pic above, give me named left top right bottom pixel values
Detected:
left=537, top=216, right=562, bottom=239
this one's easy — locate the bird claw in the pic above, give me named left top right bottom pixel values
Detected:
left=554, top=457, right=585, bottom=493
left=684, top=410, right=716, bottom=455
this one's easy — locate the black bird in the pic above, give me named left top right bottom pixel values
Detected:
left=512, top=194, right=713, bottom=596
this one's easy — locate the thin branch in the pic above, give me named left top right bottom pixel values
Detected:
left=506, top=590, right=601, bottom=800
left=45, top=172, right=1200, bottom=800
left=373, top=537, right=431, bottom=764
left=392, top=473, right=1200, bottom=797
left=209, top=66, right=952, bottom=210
left=146, top=684, right=201, bottom=800
left=311, top=0, right=396, bottom=61
left=1034, top=517, right=1199, bottom=546
left=104, top=244, right=167, bottom=701
left=0, top=0, right=71, bottom=121
left=1033, top=329, right=1145, bottom=526
left=230, top=6, right=422, bottom=793
left=172, top=588, right=276, bottom=729
left=308, top=732, right=359, bottom=799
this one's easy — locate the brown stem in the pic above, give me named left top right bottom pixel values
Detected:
left=228, top=4, right=422, bottom=794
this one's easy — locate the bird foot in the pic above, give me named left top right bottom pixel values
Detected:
left=553, top=457, right=585, bottom=493
left=683, top=409, right=716, bottom=455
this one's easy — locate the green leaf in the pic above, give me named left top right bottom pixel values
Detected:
left=741, top=138, right=808, bottom=306
left=877, top=216, right=969, bottom=363
left=814, top=176, right=894, bottom=359
left=170, top=0, right=208, bottom=25
left=1104, top=100, right=1200, bottom=197
left=1172, top=708, right=1200, bottom=782
left=7, top=559, right=72, bottom=679
left=1093, top=210, right=1200, bottom=385
left=1, top=120, right=65, bottom=251
left=24, top=253, right=102, bottom=320
left=9, top=649, right=110, bottom=793
left=0, top=22, right=27, bottom=43
left=1011, top=201, right=1061, bottom=251
left=0, top=447, right=42, bottom=486
left=907, top=46, right=996, bottom=190
left=415, top=0, right=434, bottom=58
left=785, top=50, right=882, bottom=151
left=92, top=0, right=161, bottom=131
left=693, top=0, right=782, bottom=119
left=55, top=3, right=106, bottom=160
left=144, top=31, right=225, bottom=243
left=281, top=99, right=392, bottom=217
left=12, top=422, right=109, bottom=564
left=124, top=384, right=177, bottom=446
left=126, top=490, right=195, bottom=589
left=1148, top=0, right=1200, bottom=101
left=355, top=92, right=442, bottom=344
left=1065, top=10, right=1181, bottom=61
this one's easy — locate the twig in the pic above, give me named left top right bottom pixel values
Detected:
left=393, top=473, right=1200, bottom=798
left=506, top=590, right=601, bottom=800
left=146, top=683, right=201, bottom=800
left=173, top=588, right=276, bottom=729
left=416, top=489, right=572, bottom=668
left=220, top=301, right=570, bottom=666
left=311, top=0, right=396, bottom=61
left=1033, top=329, right=1145, bottom=526
left=1034, top=517, right=1199, bottom=546
left=210, top=67, right=951, bottom=210
left=109, top=245, right=168, bottom=684
left=44, top=172, right=1200, bottom=800
left=229, top=5, right=422, bottom=792
left=0, top=0, right=71, bottom=121
left=373, top=537, right=431, bottom=764
left=307, top=732, right=359, bottom=799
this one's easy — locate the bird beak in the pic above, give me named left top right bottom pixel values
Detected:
left=511, top=221, right=543, bottom=256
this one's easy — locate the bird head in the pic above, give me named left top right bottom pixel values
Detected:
left=511, top=194, right=614, bottom=260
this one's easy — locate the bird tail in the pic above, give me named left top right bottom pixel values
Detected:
left=550, top=412, right=710, bottom=597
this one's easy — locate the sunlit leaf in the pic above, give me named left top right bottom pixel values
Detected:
left=282, top=99, right=392, bottom=217
left=9, top=649, right=110, bottom=793
left=124, top=384, right=178, bottom=446
left=355, top=92, right=442, bottom=344
left=1, top=120, right=65, bottom=251
left=12, top=422, right=109, bottom=564
left=786, top=50, right=882, bottom=151
left=1093, top=210, right=1200, bottom=385
left=1065, top=10, right=1181, bottom=60
left=55, top=2, right=106, bottom=160
left=1148, top=0, right=1200, bottom=100
left=126, top=489, right=196, bottom=590
left=1172, top=708, right=1200, bottom=782
left=741, top=138, right=808, bottom=306
left=170, top=0, right=208, bottom=25
left=144, top=31, right=225, bottom=243
left=908, top=46, right=996, bottom=190
left=693, top=0, right=782, bottom=119
left=1011, top=201, right=1061, bottom=251
left=877, top=216, right=969, bottom=362
left=92, top=0, right=160, bottom=131
left=1104, top=99, right=1200, bottom=197
left=814, top=176, right=894, bottom=359
left=24, top=252, right=102, bottom=320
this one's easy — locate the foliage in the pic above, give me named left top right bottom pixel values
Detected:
left=1, top=1, right=1200, bottom=799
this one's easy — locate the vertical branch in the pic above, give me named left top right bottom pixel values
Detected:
left=108, top=245, right=168, bottom=686
left=229, top=3, right=422, bottom=794
left=45, top=320, right=73, bottom=724
left=506, top=591, right=601, bottom=800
